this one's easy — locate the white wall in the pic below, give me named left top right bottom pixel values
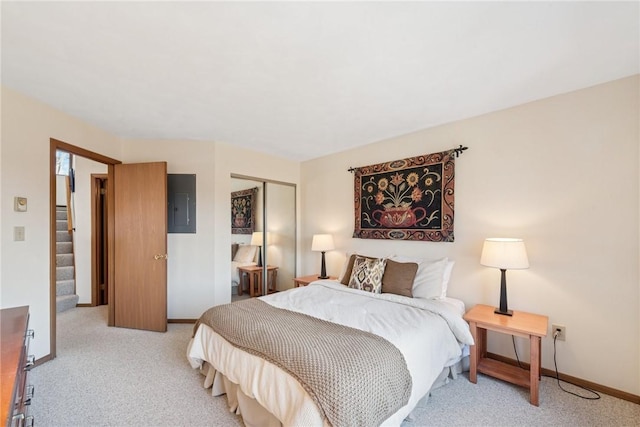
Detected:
left=300, top=75, right=640, bottom=395
left=0, top=86, right=122, bottom=359
left=73, top=157, right=107, bottom=303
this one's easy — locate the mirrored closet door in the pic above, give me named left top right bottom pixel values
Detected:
left=230, top=175, right=296, bottom=302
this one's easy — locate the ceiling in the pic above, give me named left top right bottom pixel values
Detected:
left=2, top=2, right=638, bottom=161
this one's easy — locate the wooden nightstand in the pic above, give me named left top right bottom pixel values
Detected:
left=293, top=274, right=337, bottom=287
left=463, top=304, right=548, bottom=406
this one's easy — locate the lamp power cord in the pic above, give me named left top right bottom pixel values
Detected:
left=511, top=332, right=600, bottom=400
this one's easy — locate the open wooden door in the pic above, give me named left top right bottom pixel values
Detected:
left=113, top=162, right=167, bottom=332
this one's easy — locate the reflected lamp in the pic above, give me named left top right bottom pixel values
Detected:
left=251, top=231, right=264, bottom=267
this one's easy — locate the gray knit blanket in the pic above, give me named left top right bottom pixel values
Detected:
left=195, top=298, right=412, bottom=427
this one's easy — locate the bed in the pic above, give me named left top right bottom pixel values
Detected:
left=188, top=255, right=474, bottom=427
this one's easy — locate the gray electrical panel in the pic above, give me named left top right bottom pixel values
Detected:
left=168, top=174, right=196, bottom=233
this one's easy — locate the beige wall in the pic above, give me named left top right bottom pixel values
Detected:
left=0, top=86, right=122, bottom=358
left=300, top=75, right=640, bottom=395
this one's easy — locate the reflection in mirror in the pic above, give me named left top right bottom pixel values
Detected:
left=264, top=182, right=296, bottom=294
left=230, top=178, right=263, bottom=301
left=230, top=176, right=296, bottom=302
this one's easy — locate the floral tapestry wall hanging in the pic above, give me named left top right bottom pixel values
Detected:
left=353, top=150, right=455, bottom=242
left=231, top=187, right=257, bottom=235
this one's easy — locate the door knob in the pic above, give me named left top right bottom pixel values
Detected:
left=154, top=254, right=168, bottom=260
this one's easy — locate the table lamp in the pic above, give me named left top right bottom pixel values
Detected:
left=311, top=234, right=334, bottom=279
left=480, top=238, right=529, bottom=316
left=251, top=231, right=264, bottom=267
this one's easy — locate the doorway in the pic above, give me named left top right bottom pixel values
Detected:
left=50, top=139, right=169, bottom=356
left=50, top=138, right=120, bottom=358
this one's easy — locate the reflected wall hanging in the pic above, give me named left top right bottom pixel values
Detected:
left=231, top=187, right=257, bottom=234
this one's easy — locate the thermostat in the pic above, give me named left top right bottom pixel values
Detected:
left=14, top=197, right=27, bottom=212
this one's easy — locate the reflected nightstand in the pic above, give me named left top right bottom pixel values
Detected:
left=237, top=265, right=279, bottom=296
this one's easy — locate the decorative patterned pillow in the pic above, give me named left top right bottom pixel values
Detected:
left=339, top=253, right=381, bottom=285
left=348, top=256, right=387, bottom=293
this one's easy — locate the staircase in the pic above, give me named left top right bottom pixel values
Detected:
left=56, top=206, right=79, bottom=312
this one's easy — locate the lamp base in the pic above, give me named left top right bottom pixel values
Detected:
left=318, top=251, right=328, bottom=280
left=495, top=268, right=512, bottom=316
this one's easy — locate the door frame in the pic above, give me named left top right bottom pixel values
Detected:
left=50, top=138, right=121, bottom=358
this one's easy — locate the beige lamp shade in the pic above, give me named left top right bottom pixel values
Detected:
left=480, top=238, right=529, bottom=270
left=311, top=234, right=335, bottom=252
left=251, top=231, right=263, bottom=246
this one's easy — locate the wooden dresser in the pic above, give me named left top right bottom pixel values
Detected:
left=1, top=306, right=34, bottom=427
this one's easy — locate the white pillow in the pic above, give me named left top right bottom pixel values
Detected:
left=441, top=260, right=455, bottom=298
left=391, top=256, right=449, bottom=300
left=233, top=245, right=257, bottom=263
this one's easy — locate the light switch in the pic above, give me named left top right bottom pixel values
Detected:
left=14, top=226, right=25, bottom=241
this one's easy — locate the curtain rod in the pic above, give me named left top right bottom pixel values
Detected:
left=347, top=145, right=468, bottom=173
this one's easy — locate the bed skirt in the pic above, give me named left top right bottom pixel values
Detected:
left=196, top=356, right=469, bottom=427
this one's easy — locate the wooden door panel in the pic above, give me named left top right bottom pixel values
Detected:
left=114, top=162, right=167, bottom=332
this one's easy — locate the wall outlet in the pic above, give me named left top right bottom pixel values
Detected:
left=552, top=324, right=566, bottom=341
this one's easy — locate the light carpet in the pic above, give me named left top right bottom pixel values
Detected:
left=30, top=306, right=639, bottom=426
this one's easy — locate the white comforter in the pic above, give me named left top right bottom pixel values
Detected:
left=188, top=280, right=473, bottom=426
